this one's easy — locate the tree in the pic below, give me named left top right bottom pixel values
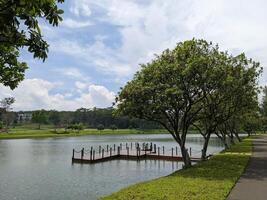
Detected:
left=32, top=110, right=48, bottom=129
left=0, top=0, right=64, bottom=89
left=97, top=124, right=105, bottom=132
left=242, top=111, right=261, bottom=136
left=67, top=123, right=83, bottom=133
left=115, top=39, right=225, bottom=167
left=194, top=53, right=261, bottom=159
left=262, top=86, right=267, bottom=116
left=49, top=110, right=60, bottom=132
left=0, top=97, right=15, bottom=131
left=110, top=124, right=117, bottom=132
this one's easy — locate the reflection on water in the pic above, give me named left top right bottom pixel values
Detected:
left=0, top=134, right=224, bottom=200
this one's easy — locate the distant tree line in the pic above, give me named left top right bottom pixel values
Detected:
left=0, top=106, right=161, bottom=131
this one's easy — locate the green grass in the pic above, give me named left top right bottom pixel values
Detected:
left=0, top=127, right=169, bottom=139
left=101, top=138, right=252, bottom=200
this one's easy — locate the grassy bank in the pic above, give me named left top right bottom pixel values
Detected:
left=0, top=127, right=169, bottom=139
left=101, top=138, right=252, bottom=200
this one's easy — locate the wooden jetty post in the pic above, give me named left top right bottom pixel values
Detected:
left=118, top=146, right=120, bottom=156
left=130, top=142, right=132, bottom=150
left=72, top=149, right=74, bottom=159
left=110, top=147, right=112, bottom=156
left=90, top=149, right=92, bottom=160
left=171, top=148, right=174, bottom=157
left=176, top=147, right=178, bottom=155
left=163, top=146, right=165, bottom=155
left=127, top=147, right=129, bottom=157
left=189, top=147, right=192, bottom=157
left=93, top=150, right=95, bottom=160
left=113, top=144, right=116, bottom=152
left=102, top=149, right=104, bottom=158
left=154, top=144, right=156, bottom=153
left=158, top=147, right=160, bottom=156
left=99, top=146, right=101, bottom=154
left=81, top=148, right=84, bottom=160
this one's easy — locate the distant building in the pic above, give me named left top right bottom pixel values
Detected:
left=17, top=112, right=32, bottom=123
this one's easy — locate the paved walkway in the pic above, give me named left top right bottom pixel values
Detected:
left=227, top=135, right=267, bottom=200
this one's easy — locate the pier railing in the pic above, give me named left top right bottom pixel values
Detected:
left=72, top=142, right=202, bottom=164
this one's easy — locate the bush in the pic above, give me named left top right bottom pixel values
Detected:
left=67, top=123, right=84, bottom=133
left=97, top=124, right=105, bottom=131
left=110, top=124, right=117, bottom=130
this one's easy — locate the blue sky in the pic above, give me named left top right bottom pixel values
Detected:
left=1, top=0, right=267, bottom=111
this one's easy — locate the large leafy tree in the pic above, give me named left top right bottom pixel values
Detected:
left=0, top=0, right=64, bottom=89
left=0, top=97, right=15, bottom=131
left=115, top=39, right=222, bottom=167
left=115, top=39, right=261, bottom=166
left=32, top=109, right=48, bottom=129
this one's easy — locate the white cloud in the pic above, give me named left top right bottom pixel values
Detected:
left=75, top=81, right=87, bottom=90
left=70, top=0, right=92, bottom=17
left=61, top=18, right=93, bottom=28
left=0, top=79, right=115, bottom=111
left=51, top=39, right=132, bottom=78
left=66, top=0, right=267, bottom=85
left=53, top=67, right=90, bottom=82
left=9, top=0, right=267, bottom=111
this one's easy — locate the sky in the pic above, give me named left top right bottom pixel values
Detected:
left=1, top=0, right=267, bottom=111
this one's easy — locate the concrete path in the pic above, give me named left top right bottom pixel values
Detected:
left=227, top=135, right=267, bottom=200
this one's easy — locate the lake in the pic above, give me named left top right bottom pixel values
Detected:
left=0, top=134, right=225, bottom=200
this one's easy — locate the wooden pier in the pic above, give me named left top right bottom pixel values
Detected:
left=72, top=142, right=202, bottom=164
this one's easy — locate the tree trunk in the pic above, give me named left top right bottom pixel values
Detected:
left=215, top=132, right=229, bottom=149
left=38, top=123, right=41, bottom=130
left=180, top=145, right=191, bottom=167
left=234, top=132, right=241, bottom=142
left=229, top=132, right=235, bottom=144
left=201, top=133, right=211, bottom=160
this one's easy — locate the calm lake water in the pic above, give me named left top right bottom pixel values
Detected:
left=0, top=134, right=225, bottom=200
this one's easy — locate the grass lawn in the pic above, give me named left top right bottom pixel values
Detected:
left=101, top=138, right=252, bottom=200
left=0, top=127, right=169, bottom=139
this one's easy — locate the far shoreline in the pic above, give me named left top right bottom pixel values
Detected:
left=0, top=128, right=202, bottom=140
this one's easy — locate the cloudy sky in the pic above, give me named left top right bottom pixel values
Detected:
left=1, top=0, right=267, bottom=111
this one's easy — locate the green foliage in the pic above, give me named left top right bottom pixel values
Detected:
left=101, top=138, right=252, bottom=200
left=0, top=97, right=16, bottom=130
left=0, top=0, right=64, bottom=89
left=0, top=97, right=15, bottom=111
left=242, top=112, right=261, bottom=135
left=0, top=121, right=3, bottom=129
left=49, top=110, right=60, bottom=126
left=97, top=124, right=105, bottom=131
left=262, top=86, right=267, bottom=117
left=32, top=110, right=48, bottom=128
left=110, top=124, right=118, bottom=130
left=115, top=38, right=261, bottom=165
left=67, top=123, right=84, bottom=132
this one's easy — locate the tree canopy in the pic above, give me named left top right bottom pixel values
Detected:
left=0, top=0, right=64, bottom=89
left=115, top=39, right=261, bottom=166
